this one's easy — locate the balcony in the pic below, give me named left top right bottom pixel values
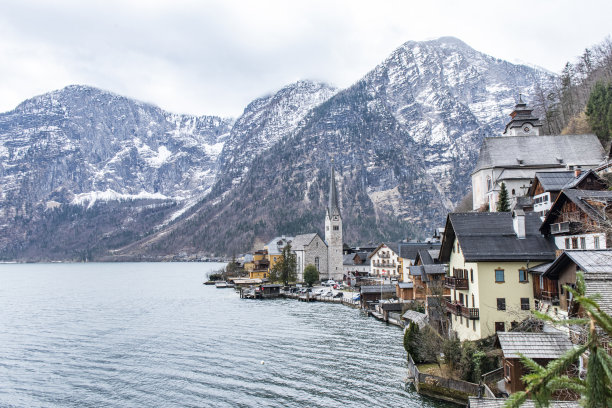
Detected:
left=379, top=253, right=391, bottom=259
left=536, top=290, right=560, bottom=305
left=444, top=299, right=479, bottom=320
left=444, top=276, right=469, bottom=290
left=373, top=262, right=396, bottom=268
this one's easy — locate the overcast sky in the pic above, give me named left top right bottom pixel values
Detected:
left=1, top=0, right=611, bottom=117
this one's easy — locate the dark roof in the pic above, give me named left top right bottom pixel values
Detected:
left=415, top=249, right=435, bottom=265
left=440, top=212, right=556, bottom=262
left=468, top=397, right=580, bottom=408
left=473, top=134, right=605, bottom=174
left=398, top=282, right=414, bottom=289
left=369, top=242, right=399, bottom=258
left=398, top=242, right=441, bottom=261
left=533, top=171, right=576, bottom=192
left=360, top=285, right=396, bottom=294
left=542, top=250, right=612, bottom=314
left=408, top=265, right=423, bottom=276
left=496, top=332, right=573, bottom=359
left=540, top=189, right=612, bottom=233
left=328, top=166, right=341, bottom=218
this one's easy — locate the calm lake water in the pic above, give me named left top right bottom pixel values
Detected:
left=0, top=262, right=454, bottom=407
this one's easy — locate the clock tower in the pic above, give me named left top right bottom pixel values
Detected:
left=502, top=95, right=543, bottom=136
left=325, top=165, right=343, bottom=281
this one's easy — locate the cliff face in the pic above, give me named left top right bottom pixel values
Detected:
left=0, top=37, right=551, bottom=260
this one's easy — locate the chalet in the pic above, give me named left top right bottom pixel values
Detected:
left=292, top=233, right=328, bottom=282
left=471, top=97, right=605, bottom=212
left=343, top=252, right=370, bottom=286
left=495, top=332, right=573, bottom=395
left=540, top=189, right=612, bottom=250
left=406, top=264, right=447, bottom=301
left=527, top=169, right=607, bottom=218
left=439, top=212, right=556, bottom=341
left=532, top=250, right=612, bottom=319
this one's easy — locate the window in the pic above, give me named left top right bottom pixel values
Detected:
left=495, top=322, right=505, bottom=332
left=521, top=298, right=530, bottom=310
left=495, top=269, right=505, bottom=283
left=519, top=269, right=528, bottom=283
left=470, top=269, right=474, bottom=283
left=472, top=320, right=476, bottom=331
left=511, top=321, right=518, bottom=330
left=580, top=237, right=586, bottom=249
left=497, top=298, right=506, bottom=311
left=459, top=293, right=464, bottom=305
left=471, top=294, right=475, bottom=309
left=565, top=238, right=570, bottom=249
left=333, top=225, right=339, bottom=231
left=512, top=188, right=516, bottom=196
left=505, top=363, right=511, bottom=379
left=594, top=236, right=600, bottom=249
left=315, top=257, right=319, bottom=271
left=572, top=238, right=578, bottom=249
left=487, top=176, right=492, bottom=192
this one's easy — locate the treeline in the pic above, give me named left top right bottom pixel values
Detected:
left=532, top=37, right=612, bottom=145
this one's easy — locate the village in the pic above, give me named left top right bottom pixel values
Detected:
left=211, top=98, right=612, bottom=407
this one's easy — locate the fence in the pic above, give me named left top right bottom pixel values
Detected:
left=407, top=353, right=480, bottom=404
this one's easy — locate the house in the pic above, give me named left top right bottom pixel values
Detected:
left=343, top=252, right=370, bottom=286
left=406, top=264, right=447, bottom=301
left=532, top=250, right=612, bottom=320
left=540, top=189, right=612, bottom=251
left=243, top=253, right=255, bottom=273
left=359, top=285, right=396, bottom=309
left=398, top=242, right=442, bottom=273
left=439, top=212, right=556, bottom=341
left=292, top=233, right=328, bottom=282
left=495, top=332, right=573, bottom=395
left=471, top=98, right=605, bottom=212
left=527, top=169, right=606, bottom=218
left=264, top=236, right=294, bottom=274
left=249, top=249, right=269, bottom=279
left=369, top=243, right=402, bottom=280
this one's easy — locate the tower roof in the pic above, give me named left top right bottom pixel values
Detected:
left=328, top=165, right=341, bottom=218
left=503, top=96, right=542, bottom=135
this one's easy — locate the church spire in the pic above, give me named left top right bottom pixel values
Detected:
left=328, top=165, right=341, bottom=218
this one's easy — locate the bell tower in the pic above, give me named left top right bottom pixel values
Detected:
left=325, top=164, right=343, bottom=281
left=502, top=94, right=543, bottom=136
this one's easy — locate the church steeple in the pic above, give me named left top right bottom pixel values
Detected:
left=327, top=166, right=341, bottom=219
left=502, top=95, right=543, bottom=136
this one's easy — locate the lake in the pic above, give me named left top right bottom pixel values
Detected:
left=0, top=262, right=454, bottom=407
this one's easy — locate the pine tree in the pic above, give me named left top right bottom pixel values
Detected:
left=586, top=81, right=612, bottom=145
left=505, top=272, right=612, bottom=408
left=496, top=182, right=510, bottom=212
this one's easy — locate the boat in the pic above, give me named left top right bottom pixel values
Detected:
left=215, top=281, right=228, bottom=288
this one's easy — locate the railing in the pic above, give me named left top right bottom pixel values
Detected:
left=379, top=253, right=391, bottom=259
left=444, top=299, right=479, bottom=320
left=373, top=262, right=396, bottom=267
left=444, top=276, right=469, bottom=290
left=537, top=290, right=560, bottom=305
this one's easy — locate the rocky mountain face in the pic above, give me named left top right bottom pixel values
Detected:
left=1, top=37, right=551, bottom=260
left=116, top=37, right=549, bottom=258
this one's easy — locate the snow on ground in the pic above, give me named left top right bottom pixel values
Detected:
left=71, top=189, right=169, bottom=208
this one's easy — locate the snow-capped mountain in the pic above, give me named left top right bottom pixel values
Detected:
left=1, top=37, right=553, bottom=260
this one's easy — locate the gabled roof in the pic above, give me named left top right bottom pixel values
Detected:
left=265, top=236, right=295, bottom=255
left=327, top=166, right=341, bottom=218
left=398, top=242, right=441, bottom=261
left=368, top=242, right=400, bottom=259
left=292, top=233, right=324, bottom=251
left=398, top=282, right=414, bottom=289
left=440, top=212, right=556, bottom=262
left=468, top=397, right=580, bottom=408
left=360, top=285, right=396, bottom=294
left=473, top=134, right=605, bottom=174
left=408, top=265, right=423, bottom=276
left=415, top=249, right=434, bottom=265
left=530, top=171, right=576, bottom=193
left=542, top=250, right=612, bottom=314
left=496, top=332, right=573, bottom=359
left=402, top=310, right=427, bottom=328
left=540, top=189, right=612, bottom=234
left=343, top=254, right=356, bottom=265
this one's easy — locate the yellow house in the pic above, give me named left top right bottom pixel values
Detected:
left=249, top=250, right=269, bottom=279
left=264, top=236, right=294, bottom=275
left=439, top=211, right=556, bottom=341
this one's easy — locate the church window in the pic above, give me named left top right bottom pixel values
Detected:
left=512, top=189, right=516, bottom=196
left=315, top=257, right=319, bottom=270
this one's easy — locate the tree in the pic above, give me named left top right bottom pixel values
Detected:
left=496, top=182, right=510, bottom=212
left=404, top=322, right=420, bottom=362
left=303, top=264, right=319, bottom=287
left=505, top=272, right=612, bottom=408
left=269, top=244, right=297, bottom=286
left=586, top=81, right=612, bottom=145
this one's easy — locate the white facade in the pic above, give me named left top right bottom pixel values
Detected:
left=370, top=245, right=401, bottom=278
left=554, top=233, right=606, bottom=251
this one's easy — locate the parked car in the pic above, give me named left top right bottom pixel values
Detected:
left=324, top=280, right=336, bottom=287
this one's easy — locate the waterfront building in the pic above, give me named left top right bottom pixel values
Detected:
left=292, top=233, right=328, bottom=282
left=471, top=98, right=605, bottom=212
left=249, top=249, right=269, bottom=279
left=325, top=166, right=344, bottom=281
left=343, top=252, right=370, bottom=286
left=264, top=236, right=294, bottom=274
left=439, top=211, right=556, bottom=341
left=369, top=243, right=401, bottom=280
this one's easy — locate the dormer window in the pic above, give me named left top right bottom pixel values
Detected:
left=486, top=176, right=492, bottom=192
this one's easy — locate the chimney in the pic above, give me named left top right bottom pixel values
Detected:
left=574, top=166, right=582, bottom=178
left=512, top=209, right=526, bottom=239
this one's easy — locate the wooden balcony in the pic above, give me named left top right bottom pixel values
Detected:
left=535, top=290, right=560, bottom=305
left=444, top=276, right=469, bottom=290
left=444, top=299, right=479, bottom=320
